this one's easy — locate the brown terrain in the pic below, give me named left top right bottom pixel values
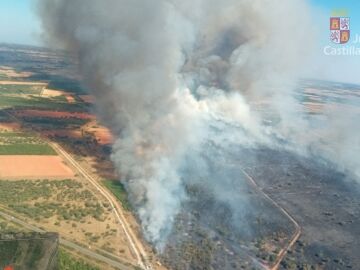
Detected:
left=0, top=122, right=21, bottom=131
left=84, top=120, right=114, bottom=145
left=0, top=156, right=74, bottom=179
left=5, top=44, right=358, bottom=270
left=42, top=88, right=76, bottom=103
left=0, top=81, right=46, bottom=86
left=0, top=45, right=161, bottom=269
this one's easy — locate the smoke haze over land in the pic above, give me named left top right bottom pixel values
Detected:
left=36, top=0, right=359, bottom=249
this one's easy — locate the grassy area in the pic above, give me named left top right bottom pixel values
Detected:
left=59, top=249, right=100, bottom=270
left=0, top=84, right=44, bottom=95
left=103, top=180, right=131, bottom=211
left=0, top=132, right=44, bottom=143
left=0, top=95, right=87, bottom=112
left=52, top=95, right=68, bottom=102
left=0, top=143, right=56, bottom=155
left=0, top=216, right=24, bottom=233
left=0, top=74, right=9, bottom=80
left=0, top=132, right=56, bottom=155
left=0, top=132, right=35, bottom=138
left=0, top=179, right=106, bottom=222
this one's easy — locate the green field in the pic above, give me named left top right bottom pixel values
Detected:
left=0, top=216, right=24, bottom=233
left=59, top=249, right=100, bottom=270
left=0, top=74, right=9, bottom=80
left=0, top=84, right=44, bottom=95
left=0, top=95, right=87, bottom=112
left=0, top=143, right=56, bottom=155
left=103, top=180, right=131, bottom=210
left=0, top=132, right=56, bottom=155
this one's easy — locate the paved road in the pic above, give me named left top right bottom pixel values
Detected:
left=0, top=209, right=135, bottom=270
left=4, top=110, right=152, bottom=270
left=50, top=142, right=152, bottom=270
left=53, top=145, right=300, bottom=270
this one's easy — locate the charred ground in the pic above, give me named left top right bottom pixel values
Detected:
left=0, top=44, right=359, bottom=270
left=160, top=146, right=360, bottom=270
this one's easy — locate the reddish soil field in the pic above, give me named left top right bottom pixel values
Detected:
left=43, top=126, right=112, bottom=145
left=0, top=156, right=74, bottom=179
left=0, top=122, right=21, bottom=131
left=14, top=110, right=95, bottom=120
left=93, top=128, right=114, bottom=145
left=85, top=121, right=114, bottom=145
left=65, top=95, right=75, bottom=103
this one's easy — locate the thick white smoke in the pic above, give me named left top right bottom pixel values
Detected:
left=36, top=0, right=333, bottom=249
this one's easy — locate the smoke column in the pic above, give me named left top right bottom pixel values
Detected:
left=36, top=0, right=322, bottom=248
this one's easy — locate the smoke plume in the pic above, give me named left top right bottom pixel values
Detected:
left=36, top=0, right=358, bottom=249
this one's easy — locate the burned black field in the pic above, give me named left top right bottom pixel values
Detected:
left=161, top=146, right=360, bottom=270
left=1, top=44, right=359, bottom=270
left=160, top=81, right=360, bottom=270
left=242, top=148, right=360, bottom=269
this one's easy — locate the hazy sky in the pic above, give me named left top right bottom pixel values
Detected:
left=0, top=0, right=359, bottom=84
left=309, top=0, right=360, bottom=84
left=0, top=0, right=40, bottom=46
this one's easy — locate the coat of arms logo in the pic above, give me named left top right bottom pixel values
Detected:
left=330, top=17, right=350, bottom=44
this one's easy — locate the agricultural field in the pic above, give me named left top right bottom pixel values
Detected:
left=0, top=95, right=87, bottom=111
left=0, top=156, right=74, bottom=179
left=0, top=66, right=33, bottom=81
left=0, top=179, right=102, bottom=221
left=0, top=144, right=55, bottom=155
left=0, top=177, right=135, bottom=263
left=0, top=44, right=156, bottom=270
left=0, top=129, right=76, bottom=179
left=0, top=83, right=45, bottom=95
left=0, top=232, right=58, bottom=270
left=0, top=132, right=55, bottom=155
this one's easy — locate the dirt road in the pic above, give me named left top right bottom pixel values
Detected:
left=4, top=110, right=152, bottom=270
left=50, top=142, right=152, bottom=270
left=240, top=168, right=302, bottom=270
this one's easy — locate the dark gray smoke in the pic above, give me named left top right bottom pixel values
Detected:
left=36, top=0, right=358, bottom=250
